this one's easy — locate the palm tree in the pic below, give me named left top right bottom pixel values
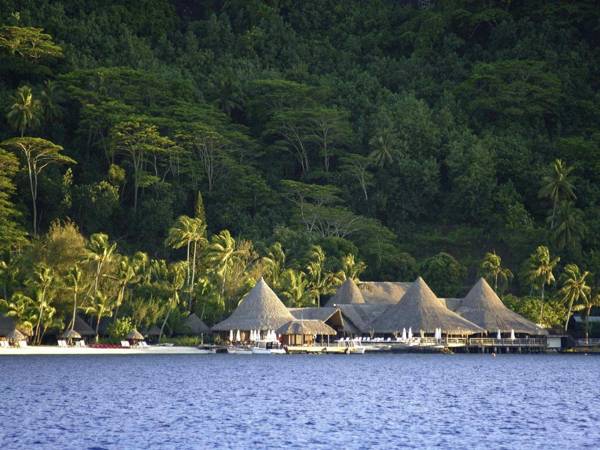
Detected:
left=85, top=291, right=116, bottom=342
left=368, top=132, right=396, bottom=168
left=280, top=269, right=311, bottom=307
left=108, top=256, right=139, bottom=319
left=85, top=233, right=117, bottom=296
left=340, top=254, right=366, bottom=282
left=166, top=215, right=206, bottom=310
left=552, top=201, right=586, bottom=251
left=205, top=230, right=239, bottom=303
left=526, top=246, right=560, bottom=323
left=574, top=290, right=600, bottom=344
left=30, top=265, right=55, bottom=344
left=262, top=242, right=287, bottom=290
left=305, top=246, right=342, bottom=307
left=560, top=264, right=591, bottom=332
left=0, top=292, right=35, bottom=336
left=538, top=159, right=576, bottom=229
left=159, top=261, right=186, bottom=341
left=480, top=251, right=513, bottom=292
left=6, top=85, right=41, bottom=136
left=65, top=265, right=85, bottom=332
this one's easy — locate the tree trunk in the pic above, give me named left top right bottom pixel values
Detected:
left=159, top=304, right=172, bottom=342
left=95, top=307, right=104, bottom=343
left=585, top=306, right=591, bottom=345
left=539, top=284, right=545, bottom=324
left=70, top=292, right=77, bottom=332
left=189, top=241, right=197, bottom=311
left=564, top=297, right=574, bottom=332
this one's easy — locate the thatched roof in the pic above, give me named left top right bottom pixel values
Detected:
left=440, top=298, right=462, bottom=311
left=276, top=319, right=337, bottom=336
left=0, top=315, right=16, bottom=336
left=212, top=278, right=294, bottom=331
left=337, top=304, right=388, bottom=334
left=74, top=315, right=96, bottom=336
left=359, top=281, right=413, bottom=304
left=325, top=278, right=365, bottom=307
left=127, top=329, right=145, bottom=340
left=370, top=277, right=483, bottom=334
left=61, top=329, right=82, bottom=339
left=6, top=328, right=25, bottom=340
left=146, top=325, right=161, bottom=336
left=289, top=307, right=338, bottom=322
left=183, top=313, right=210, bottom=335
left=456, top=278, right=548, bottom=335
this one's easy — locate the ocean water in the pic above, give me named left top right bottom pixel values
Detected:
left=0, top=354, right=598, bottom=449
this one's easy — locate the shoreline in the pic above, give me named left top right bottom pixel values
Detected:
left=0, top=346, right=211, bottom=356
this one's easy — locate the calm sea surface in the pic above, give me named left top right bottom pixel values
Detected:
left=0, top=354, right=598, bottom=449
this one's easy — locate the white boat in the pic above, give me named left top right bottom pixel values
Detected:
left=227, top=346, right=253, bottom=355
left=251, top=340, right=286, bottom=354
left=326, top=339, right=366, bottom=354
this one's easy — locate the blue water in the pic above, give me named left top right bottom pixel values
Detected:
left=0, top=354, right=598, bottom=449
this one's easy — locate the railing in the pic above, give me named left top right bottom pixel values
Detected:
left=576, top=338, right=600, bottom=346
left=468, top=338, right=547, bottom=347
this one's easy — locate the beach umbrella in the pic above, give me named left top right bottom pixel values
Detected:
left=235, top=329, right=241, bottom=342
left=408, top=327, right=413, bottom=340
left=61, top=329, right=82, bottom=340
left=251, top=329, right=255, bottom=341
left=229, top=329, right=233, bottom=342
left=496, top=330, right=501, bottom=340
left=510, top=329, right=515, bottom=340
left=402, top=328, right=407, bottom=340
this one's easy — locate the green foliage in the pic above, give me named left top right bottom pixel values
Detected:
left=107, top=316, right=134, bottom=340
left=420, top=252, right=466, bottom=297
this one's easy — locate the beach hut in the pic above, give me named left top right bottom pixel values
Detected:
left=73, top=315, right=96, bottom=340
left=288, top=307, right=354, bottom=335
left=61, top=329, right=82, bottom=345
left=325, top=278, right=366, bottom=307
left=127, top=329, right=145, bottom=345
left=455, top=278, right=548, bottom=336
left=182, top=313, right=210, bottom=336
left=145, top=325, right=161, bottom=343
left=276, top=319, right=336, bottom=346
left=370, top=277, right=484, bottom=336
left=212, top=277, right=294, bottom=342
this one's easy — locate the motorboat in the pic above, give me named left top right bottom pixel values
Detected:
left=226, top=346, right=253, bottom=355
left=251, top=340, right=286, bottom=354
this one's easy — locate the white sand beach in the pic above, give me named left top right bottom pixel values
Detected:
left=0, top=346, right=212, bottom=356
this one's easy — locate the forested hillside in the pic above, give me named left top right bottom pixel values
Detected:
left=1, top=1, right=599, bottom=337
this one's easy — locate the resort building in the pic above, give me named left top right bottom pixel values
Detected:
left=369, top=277, right=484, bottom=337
left=212, top=277, right=295, bottom=341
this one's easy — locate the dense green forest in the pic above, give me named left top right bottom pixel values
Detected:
left=1, top=0, right=599, bottom=340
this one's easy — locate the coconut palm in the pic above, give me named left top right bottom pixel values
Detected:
left=85, top=291, right=116, bottom=342
left=280, top=269, right=311, bottom=307
left=552, top=201, right=586, bottom=251
left=166, top=215, right=206, bottom=309
left=0, top=292, right=35, bottom=335
left=573, top=289, right=600, bottom=344
left=480, top=251, right=513, bottom=293
left=262, top=242, right=287, bottom=290
left=205, top=230, right=239, bottom=300
left=29, top=265, right=56, bottom=344
left=305, top=245, right=342, bottom=307
left=85, top=233, right=117, bottom=296
left=526, top=246, right=560, bottom=323
left=340, top=254, right=366, bottom=282
left=6, top=85, right=41, bottom=137
left=368, top=132, right=396, bottom=167
left=560, top=264, right=591, bottom=332
left=159, top=261, right=186, bottom=341
left=108, top=256, right=140, bottom=319
left=65, top=265, right=85, bottom=332
left=539, top=159, right=576, bottom=229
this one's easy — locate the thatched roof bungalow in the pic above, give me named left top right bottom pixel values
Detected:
left=289, top=306, right=359, bottom=335
left=127, top=329, right=145, bottom=342
left=370, top=277, right=483, bottom=335
left=212, top=278, right=294, bottom=336
left=182, top=313, right=210, bottom=335
left=337, top=304, right=388, bottom=335
left=455, top=278, right=547, bottom=335
left=325, top=278, right=365, bottom=307
left=74, top=315, right=96, bottom=337
left=277, top=319, right=336, bottom=346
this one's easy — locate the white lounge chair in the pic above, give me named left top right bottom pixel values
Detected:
left=18, top=340, right=28, bottom=347
left=121, top=340, right=130, bottom=348
left=0, top=340, right=9, bottom=348
left=58, top=340, right=67, bottom=348
left=76, top=340, right=86, bottom=348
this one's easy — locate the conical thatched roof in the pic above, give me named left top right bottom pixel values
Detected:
left=6, top=329, right=25, bottom=340
left=0, top=315, right=16, bottom=336
left=276, top=319, right=337, bottom=336
left=456, top=278, right=548, bottom=335
left=61, top=329, right=82, bottom=339
left=146, top=325, right=161, bottom=336
left=325, top=278, right=365, bottom=307
left=127, top=329, right=145, bottom=340
left=337, top=304, right=388, bottom=333
left=371, top=277, right=483, bottom=334
left=74, top=315, right=96, bottom=336
left=212, top=278, right=294, bottom=331
left=183, top=313, right=210, bottom=335
left=359, top=281, right=413, bottom=304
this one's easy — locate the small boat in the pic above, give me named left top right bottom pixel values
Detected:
left=251, top=340, right=286, bottom=354
left=325, top=339, right=366, bottom=354
left=196, top=345, right=217, bottom=354
left=227, top=346, right=253, bottom=355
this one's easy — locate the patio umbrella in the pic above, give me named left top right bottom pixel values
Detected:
left=229, top=329, right=233, bottom=342
left=408, top=327, right=413, bottom=340
left=235, top=329, right=241, bottom=342
left=510, top=329, right=515, bottom=340
left=496, top=330, right=501, bottom=340
left=402, top=328, right=407, bottom=340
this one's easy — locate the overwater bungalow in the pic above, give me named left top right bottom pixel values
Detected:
left=455, top=278, right=547, bottom=337
left=276, top=319, right=337, bottom=346
left=370, top=277, right=484, bottom=337
left=212, top=277, right=294, bottom=342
